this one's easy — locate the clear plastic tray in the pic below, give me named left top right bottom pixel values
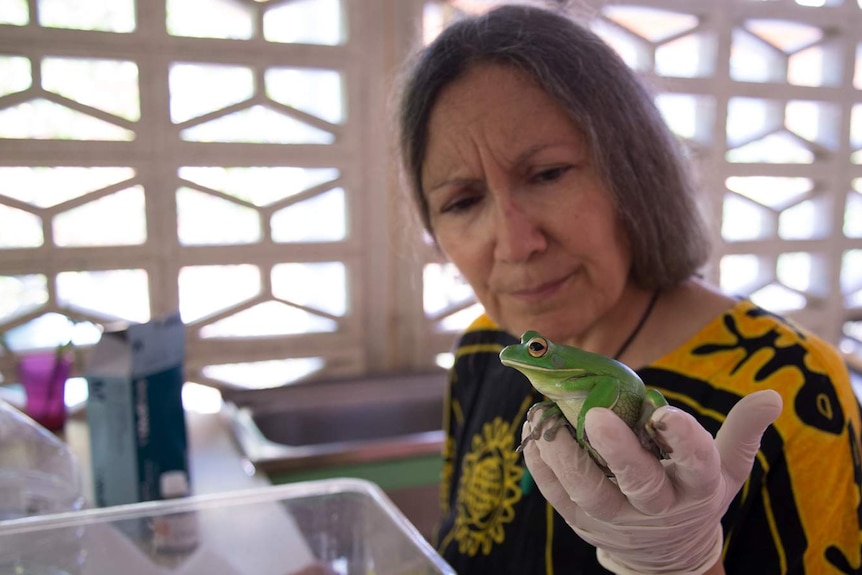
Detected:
left=0, top=478, right=454, bottom=575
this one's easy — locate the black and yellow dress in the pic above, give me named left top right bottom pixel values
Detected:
left=435, top=299, right=862, bottom=574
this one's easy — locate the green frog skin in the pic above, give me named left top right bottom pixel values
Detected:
left=500, top=330, right=669, bottom=472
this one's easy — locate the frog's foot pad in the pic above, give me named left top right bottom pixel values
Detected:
left=517, top=401, right=563, bottom=453
left=642, top=418, right=673, bottom=458
left=540, top=413, right=567, bottom=442
left=635, top=419, right=673, bottom=459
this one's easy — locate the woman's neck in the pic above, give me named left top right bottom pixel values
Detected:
left=564, top=283, right=658, bottom=361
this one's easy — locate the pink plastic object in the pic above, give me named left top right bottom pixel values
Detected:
left=18, top=351, right=72, bottom=432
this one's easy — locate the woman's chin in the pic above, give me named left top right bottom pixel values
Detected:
left=504, top=317, right=575, bottom=343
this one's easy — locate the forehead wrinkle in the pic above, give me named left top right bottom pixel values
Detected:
left=424, top=139, right=581, bottom=197
left=420, top=65, right=583, bottom=197
left=424, top=125, right=552, bottom=186
left=421, top=137, right=485, bottom=197
left=421, top=122, right=496, bottom=196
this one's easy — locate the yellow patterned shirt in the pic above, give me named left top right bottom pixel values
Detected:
left=434, top=299, right=862, bottom=574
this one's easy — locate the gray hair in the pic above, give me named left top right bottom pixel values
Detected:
left=396, top=3, right=710, bottom=290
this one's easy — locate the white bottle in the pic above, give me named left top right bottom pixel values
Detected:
left=151, top=470, right=199, bottom=560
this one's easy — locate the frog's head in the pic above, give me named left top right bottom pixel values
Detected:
left=499, top=330, right=596, bottom=395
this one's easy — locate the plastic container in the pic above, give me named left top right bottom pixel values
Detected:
left=0, top=478, right=454, bottom=575
left=0, top=399, right=86, bottom=574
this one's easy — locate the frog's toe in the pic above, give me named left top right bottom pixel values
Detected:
left=642, top=419, right=673, bottom=457
left=515, top=424, right=543, bottom=453
left=638, top=394, right=673, bottom=458
left=527, top=400, right=556, bottom=420
left=589, top=450, right=612, bottom=477
left=540, top=412, right=569, bottom=441
left=517, top=401, right=560, bottom=452
left=581, top=432, right=613, bottom=476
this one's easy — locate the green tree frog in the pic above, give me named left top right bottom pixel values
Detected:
left=500, top=330, right=669, bottom=473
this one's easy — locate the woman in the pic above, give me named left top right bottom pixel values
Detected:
left=396, top=4, right=861, bottom=574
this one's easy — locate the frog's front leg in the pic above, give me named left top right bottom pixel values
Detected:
left=575, top=377, right=624, bottom=447
left=570, top=381, right=624, bottom=472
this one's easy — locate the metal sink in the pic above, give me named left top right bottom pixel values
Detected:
left=221, top=372, right=448, bottom=474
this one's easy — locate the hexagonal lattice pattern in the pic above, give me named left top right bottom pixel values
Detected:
left=0, top=0, right=364, bottom=389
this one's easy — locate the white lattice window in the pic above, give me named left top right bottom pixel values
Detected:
left=0, top=0, right=394, bottom=400
left=412, top=0, right=862, bottom=369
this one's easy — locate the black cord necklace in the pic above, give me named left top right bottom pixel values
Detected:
left=612, top=290, right=660, bottom=360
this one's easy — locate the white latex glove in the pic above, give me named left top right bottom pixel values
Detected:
left=521, top=390, right=782, bottom=575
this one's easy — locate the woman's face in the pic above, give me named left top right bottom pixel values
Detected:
left=420, top=64, right=633, bottom=344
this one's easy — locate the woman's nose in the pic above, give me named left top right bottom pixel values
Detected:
left=492, top=199, right=547, bottom=263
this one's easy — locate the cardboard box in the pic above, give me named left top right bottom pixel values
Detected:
left=85, top=314, right=189, bottom=507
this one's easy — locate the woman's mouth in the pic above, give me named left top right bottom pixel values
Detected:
left=508, top=274, right=571, bottom=303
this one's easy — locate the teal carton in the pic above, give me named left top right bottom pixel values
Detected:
left=85, top=314, right=189, bottom=507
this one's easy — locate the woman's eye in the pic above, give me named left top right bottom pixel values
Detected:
left=532, top=166, right=571, bottom=184
left=441, top=195, right=481, bottom=214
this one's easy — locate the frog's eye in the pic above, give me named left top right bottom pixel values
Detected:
left=527, top=337, right=548, bottom=358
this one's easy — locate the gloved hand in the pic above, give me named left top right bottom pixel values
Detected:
left=521, top=390, right=782, bottom=575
